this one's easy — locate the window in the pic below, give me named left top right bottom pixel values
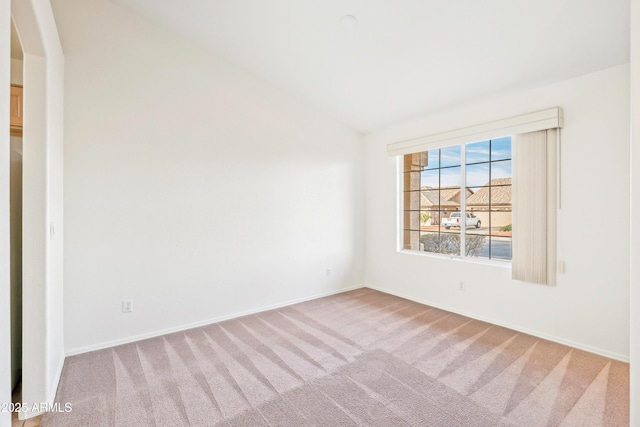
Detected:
left=402, top=137, right=512, bottom=261
left=390, top=108, right=562, bottom=283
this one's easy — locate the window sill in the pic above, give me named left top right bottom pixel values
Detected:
left=398, top=249, right=512, bottom=269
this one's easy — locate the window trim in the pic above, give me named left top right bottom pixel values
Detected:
left=397, top=139, right=513, bottom=263
left=397, top=237, right=513, bottom=268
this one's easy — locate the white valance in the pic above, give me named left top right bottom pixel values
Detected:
left=387, top=107, right=563, bottom=157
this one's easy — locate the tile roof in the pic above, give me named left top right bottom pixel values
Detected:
left=466, top=178, right=512, bottom=206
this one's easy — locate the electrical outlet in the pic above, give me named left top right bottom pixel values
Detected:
left=122, top=300, right=133, bottom=313
left=326, top=268, right=331, bottom=277
left=458, top=281, right=465, bottom=291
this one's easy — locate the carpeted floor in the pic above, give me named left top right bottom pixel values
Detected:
left=43, top=288, right=629, bottom=426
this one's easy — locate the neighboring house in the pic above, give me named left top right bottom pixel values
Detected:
left=465, top=177, right=512, bottom=228
left=420, top=186, right=473, bottom=225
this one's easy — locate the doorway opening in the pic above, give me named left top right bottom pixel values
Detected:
left=9, top=19, right=24, bottom=418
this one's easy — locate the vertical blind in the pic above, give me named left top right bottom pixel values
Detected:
left=512, top=129, right=558, bottom=285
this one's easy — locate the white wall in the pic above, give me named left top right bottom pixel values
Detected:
left=365, top=64, right=630, bottom=360
left=52, top=0, right=365, bottom=354
left=1, top=1, right=13, bottom=425
left=12, top=0, right=65, bottom=418
left=630, top=0, right=639, bottom=423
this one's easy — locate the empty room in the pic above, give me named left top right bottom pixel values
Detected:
left=1, top=0, right=639, bottom=426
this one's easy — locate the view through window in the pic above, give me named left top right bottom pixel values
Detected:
left=402, top=137, right=512, bottom=261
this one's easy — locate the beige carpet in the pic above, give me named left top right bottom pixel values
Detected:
left=43, top=288, right=629, bottom=426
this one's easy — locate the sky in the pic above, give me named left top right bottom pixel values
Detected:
left=420, top=137, right=512, bottom=189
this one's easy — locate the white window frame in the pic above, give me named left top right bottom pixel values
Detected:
left=390, top=107, right=563, bottom=269
left=396, top=138, right=513, bottom=264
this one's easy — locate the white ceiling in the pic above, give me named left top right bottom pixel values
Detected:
left=108, top=0, right=629, bottom=133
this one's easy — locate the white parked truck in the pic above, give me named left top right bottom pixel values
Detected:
left=442, top=212, right=481, bottom=229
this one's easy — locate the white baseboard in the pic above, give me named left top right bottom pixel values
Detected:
left=365, top=284, right=629, bottom=363
left=66, top=284, right=365, bottom=357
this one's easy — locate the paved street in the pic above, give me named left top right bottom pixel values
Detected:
left=476, top=237, right=511, bottom=260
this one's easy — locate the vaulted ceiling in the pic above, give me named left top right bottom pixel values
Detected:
left=108, top=0, right=629, bottom=133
